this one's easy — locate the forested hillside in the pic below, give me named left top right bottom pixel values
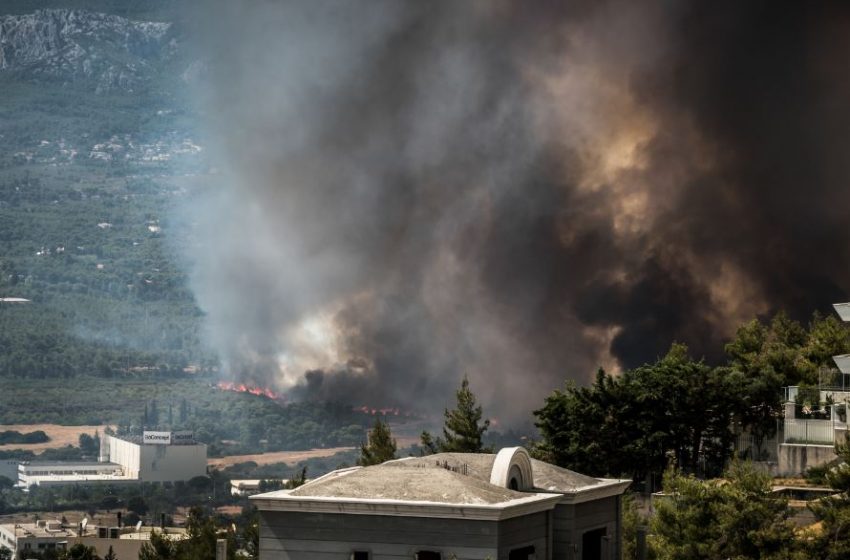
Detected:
left=0, top=3, right=210, bottom=379
left=0, top=4, right=381, bottom=454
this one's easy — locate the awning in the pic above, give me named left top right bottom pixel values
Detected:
left=833, top=354, right=850, bottom=374
left=833, top=303, right=850, bottom=322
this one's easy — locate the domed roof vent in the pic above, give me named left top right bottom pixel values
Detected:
left=490, top=447, right=534, bottom=491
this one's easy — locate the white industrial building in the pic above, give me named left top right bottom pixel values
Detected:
left=100, top=432, right=207, bottom=483
left=15, top=432, right=207, bottom=489
left=0, top=460, right=18, bottom=482
left=17, top=461, right=128, bottom=488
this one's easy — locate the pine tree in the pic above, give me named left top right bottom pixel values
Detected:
left=285, top=467, right=308, bottom=489
left=808, top=441, right=850, bottom=558
left=358, top=417, right=397, bottom=466
left=651, top=461, right=795, bottom=559
left=420, top=376, right=491, bottom=454
left=139, top=528, right=176, bottom=560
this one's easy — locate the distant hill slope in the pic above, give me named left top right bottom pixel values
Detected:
left=0, top=4, right=210, bottom=380
left=0, top=9, right=175, bottom=92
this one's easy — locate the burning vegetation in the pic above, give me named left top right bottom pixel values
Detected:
left=217, top=381, right=283, bottom=401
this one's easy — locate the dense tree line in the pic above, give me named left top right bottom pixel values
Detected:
left=0, top=377, right=370, bottom=454
left=648, top=462, right=796, bottom=560
left=634, top=443, right=850, bottom=560
left=0, top=430, right=48, bottom=444
left=534, top=312, right=850, bottom=484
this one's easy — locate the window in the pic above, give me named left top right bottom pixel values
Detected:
left=416, top=551, right=441, bottom=560
left=582, top=527, right=607, bottom=560
left=509, top=546, right=535, bottom=560
left=351, top=552, right=370, bottom=560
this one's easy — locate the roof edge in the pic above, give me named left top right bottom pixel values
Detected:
left=548, top=479, right=631, bottom=504
left=250, top=491, right=563, bottom=521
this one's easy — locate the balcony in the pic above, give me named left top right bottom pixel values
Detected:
left=783, top=418, right=838, bottom=445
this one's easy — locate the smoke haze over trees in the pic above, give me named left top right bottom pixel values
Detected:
left=184, top=1, right=850, bottom=418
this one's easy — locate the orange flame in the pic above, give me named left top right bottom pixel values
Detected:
left=217, top=381, right=283, bottom=401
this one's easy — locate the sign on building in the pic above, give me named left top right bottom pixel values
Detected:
left=143, top=431, right=171, bottom=445
left=172, top=431, right=194, bottom=444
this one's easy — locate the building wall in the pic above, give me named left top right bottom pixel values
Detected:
left=71, top=536, right=144, bottom=560
left=20, top=463, right=120, bottom=476
left=106, top=435, right=207, bottom=483
left=137, top=441, right=206, bottom=482
left=552, top=496, right=621, bottom=560
left=496, top=511, right=550, bottom=560
left=777, top=443, right=837, bottom=477
left=2, top=534, right=69, bottom=557
left=260, top=511, right=503, bottom=560
left=0, top=460, right=18, bottom=482
left=0, top=525, right=17, bottom=551
left=108, top=436, right=142, bottom=479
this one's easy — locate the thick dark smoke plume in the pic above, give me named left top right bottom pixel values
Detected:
left=186, top=1, right=850, bottom=420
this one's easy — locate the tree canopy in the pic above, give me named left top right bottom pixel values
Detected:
left=357, top=417, right=397, bottom=466
left=421, top=376, right=491, bottom=454
left=138, top=507, right=235, bottom=560
left=725, top=311, right=850, bottom=457
left=534, top=344, right=740, bottom=482
left=62, top=544, right=101, bottom=560
left=806, top=441, right=850, bottom=559
left=650, top=461, right=795, bottom=560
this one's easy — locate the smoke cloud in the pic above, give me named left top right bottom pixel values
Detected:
left=184, top=1, right=850, bottom=420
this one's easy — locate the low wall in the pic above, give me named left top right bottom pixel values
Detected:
left=777, top=444, right=837, bottom=477
left=750, top=461, right=779, bottom=477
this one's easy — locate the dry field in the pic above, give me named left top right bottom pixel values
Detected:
left=0, top=424, right=110, bottom=453
left=207, top=446, right=355, bottom=468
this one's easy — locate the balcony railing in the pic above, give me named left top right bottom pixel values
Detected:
left=784, top=418, right=836, bottom=445
left=785, top=385, right=850, bottom=405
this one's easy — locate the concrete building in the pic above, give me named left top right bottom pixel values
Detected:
left=0, top=520, right=186, bottom=560
left=0, top=460, right=18, bottom=482
left=774, top=301, right=850, bottom=475
left=252, top=447, right=630, bottom=560
left=231, top=479, right=293, bottom=496
left=101, top=433, right=207, bottom=483
left=775, top=385, right=846, bottom=476
left=17, top=461, right=129, bottom=488
left=72, top=526, right=187, bottom=560
left=0, top=519, right=73, bottom=558
left=14, top=432, right=207, bottom=489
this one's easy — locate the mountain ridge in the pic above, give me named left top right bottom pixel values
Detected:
left=0, top=8, right=175, bottom=92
